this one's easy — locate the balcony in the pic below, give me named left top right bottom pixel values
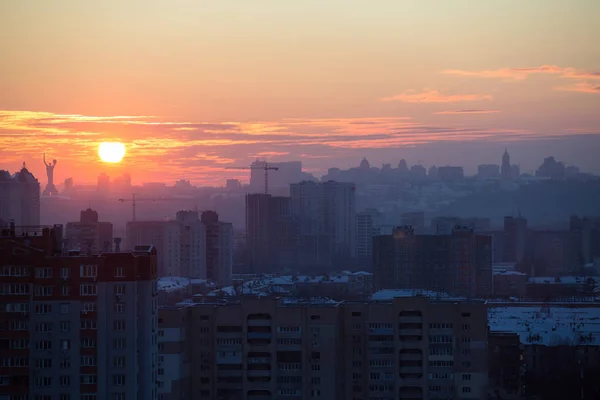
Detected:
left=368, top=328, right=394, bottom=335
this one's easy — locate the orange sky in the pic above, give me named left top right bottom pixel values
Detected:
left=1, top=1, right=599, bottom=185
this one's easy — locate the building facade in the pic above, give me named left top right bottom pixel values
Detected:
left=157, top=296, right=488, bottom=400
left=0, top=225, right=158, bottom=400
left=65, top=208, right=113, bottom=254
left=373, top=227, right=493, bottom=298
left=0, top=166, right=40, bottom=231
left=290, top=181, right=356, bottom=271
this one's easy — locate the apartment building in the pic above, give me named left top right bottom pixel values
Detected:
left=0, top=225, right=158, bottom=400
left=373, top=226, right=493, bottom=298
left=158, top=295, right=488, bottom=400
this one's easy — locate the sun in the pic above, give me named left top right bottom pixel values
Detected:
left=98, top=142, right=126, bottom=163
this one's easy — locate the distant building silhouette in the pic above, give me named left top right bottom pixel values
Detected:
left=290, top=180, right=356, bottom=271
left=501, top=148, right=511, bottom=179
left=478, top=164, right=500, bottom=179
left=373, top=226, right=492, bottom=297
left=97, top=172, right=110, bottom=193
left=245, top=194, right=296, bottom=273
left=201, top=210, right=233, bottom=285
left=0, top=165, right=40, bottom=230
left=536, top=156, right=565, bottom=179
left=437, top=166, right=464, bottom=182
left=65, top=208, right=113, bottom=254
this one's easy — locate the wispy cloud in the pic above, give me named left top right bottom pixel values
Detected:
left=434, top=109, right=500, bottom=115
left=441, top=65, right=570, bottom=81
left=0, top=109, right=593, bottom=184
left=381, top=89, right=492, bottom=103
left=555, top=82, right=600, bottom=94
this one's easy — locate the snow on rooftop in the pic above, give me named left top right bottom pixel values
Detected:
left=488, top=306, right=600, bottom=346
left=371, top=289, right=466, bottom=301
left=157, top=277, right=190, bottom=292
left=528, top=276, right=599, bottom=285
left=494, top=271, right=527, bottom=276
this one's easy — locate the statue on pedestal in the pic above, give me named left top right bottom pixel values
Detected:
left=42, top=153, right=59, bottom=196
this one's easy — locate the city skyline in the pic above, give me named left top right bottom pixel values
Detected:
left=1, top=1, right=599, bottom=184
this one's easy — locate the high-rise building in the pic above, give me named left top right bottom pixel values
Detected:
left=126, top=220, right=181, bottom=276
left=0, top=225, right=158, bottom=400
left=245, top=194, right=296, bottom=273
left=127, top=211, right=233, bottom=282
left=97, top=173, right=110, bottom=193
left=201, top=211, right=233, bottom=285
left=373, top=226, right=492, bottom=297
left=502, top=216, right=528, bottom=264
left=501, top=149, right=511, bottom=179
left=355, top=209, right=383, bottom=268
left=65, top=208, right=113, bottom=254
left=290, top=181, right=356, bottom=270
left=0, top=166, right=41, bottom=231
left=157, top=296, right=489, bottom=400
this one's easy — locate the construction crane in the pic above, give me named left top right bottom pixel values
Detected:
left=117, top=193, right=197, bottom=222
left=225, top=160, right=279, bottom=194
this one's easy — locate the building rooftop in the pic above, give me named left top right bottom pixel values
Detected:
left=371, top=289, right=468, bottom=302
left=528, top=276, right=599, bottom=285
left=489, top=306, right=600, bottom=346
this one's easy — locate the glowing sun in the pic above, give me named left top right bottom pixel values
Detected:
left=98, top=142, right=126, bottom=163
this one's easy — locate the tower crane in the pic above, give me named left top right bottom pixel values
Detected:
left=225, top=160, right=279, bottom=194
left=117, top=193, right=197, bottom=222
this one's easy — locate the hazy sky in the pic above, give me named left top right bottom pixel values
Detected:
left=1, top=0, right=599, bottom=185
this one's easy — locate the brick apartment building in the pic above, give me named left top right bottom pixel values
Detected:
left=157, top=295, right=488, bottom=400
left=0, top=225, right=159, bottom=400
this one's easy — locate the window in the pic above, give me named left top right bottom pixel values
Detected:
left=35, top=322, right=52, bottom=332
left=113, top=356, right=126, bottom=368
left=60, top=321, right=70, bottom=332
left=81, top=319, right=97, bottom=330
left=462, top=374, right=472, bottom=381
left=34, top=359, right=52, bottom=368
left=35, top=377, right=52, bottom=387
left=61, top=267, right=70, bottom=279
left=60, top=358, right=71, bottom=369
left=114, top=303, right=125, bottom=314
left=81, top=375, right=97, bottom=384
left=113, top=338, right=126, bottom=350
left=80, top=264, right=97, bottom=278
left=80, top=284, right=97, bottom=296
left=60, top=395, right=71, bottom=400
left=61, top=286, right=71, bottom=296
left=81, top=356, right=96, bottom=366
left=81, top=395, right=97, bottom=400
left=81, top=338, right=96, bottom=348
left=462, top=387, right=472, bottom=393
left=35, top=267, right=52, bottom=278
left=60, top=339, right=70, bottom=351
left=35, top=340, right=52, bottom=350
left=35, top=304, right=52, bottom=314
left=81, top=302, right=96, bottom=313
left=114, top=284, right=125, bottom=296
left=462, top=324, right=471, bottom=330
left=114, top=267, right=125, bottom=278
left=113, top=375, right=126, bottom=386
left=34, top=285, right=53, bottom=296
left=462, top=348, right=471, bottom=356
left=60, top=303, right=69, bottom=314
left=59, top=375, right=70, bottom=387
left=112, top=394, right=126, bottom=400
left=114, top=320, right=126, bottom=331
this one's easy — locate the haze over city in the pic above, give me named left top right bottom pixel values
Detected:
left=1, top=0, right=599, bottom=184
left=2, top=2, right=600, bottom=400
